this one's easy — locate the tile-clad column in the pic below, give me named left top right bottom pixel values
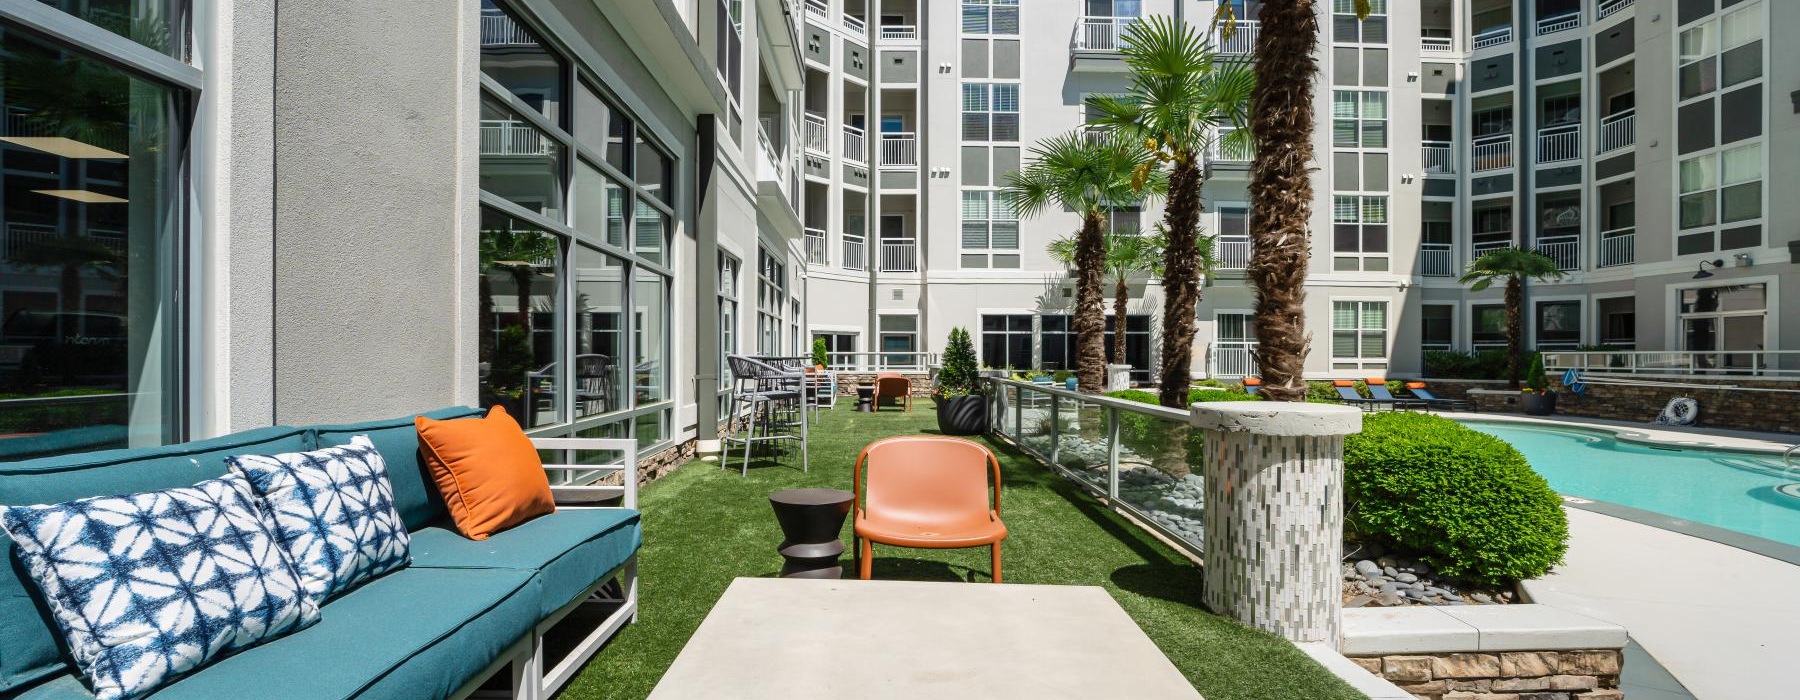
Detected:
left=1190, top=402, right=1362, bottom=646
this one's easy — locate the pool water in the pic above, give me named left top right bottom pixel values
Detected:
left=1463, top=421, right=1800, bottom=548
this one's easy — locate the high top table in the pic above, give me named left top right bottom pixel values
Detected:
left=647, top=578, right=1201, bottom=699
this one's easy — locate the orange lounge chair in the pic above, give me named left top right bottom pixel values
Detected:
left=872, top=372, right=912, bottom=412
left=1241, top=376, right=1262, bottom=395
left=853, top=436, right=1007, bottom=583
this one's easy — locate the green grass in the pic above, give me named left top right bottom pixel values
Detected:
left=558, top=403, right=1364, bottom=700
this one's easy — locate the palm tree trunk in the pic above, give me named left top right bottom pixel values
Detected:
left=1505, top=276, right=1523, bottom=389
left=1074, top=211, right=1108, bottom=394
left=1113, top=275, right=1130, bottom=370
left=512, top=267, right=535, bottom=333
left=1157, top=157, right=1203, bottom=408
left=1246, top=0, right=1319, bottom=403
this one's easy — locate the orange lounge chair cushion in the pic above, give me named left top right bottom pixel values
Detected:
left=855, top=511, right=1006, bottom=548
left=1405, top=381, right=1428, bottom=389
left=1242, top=377, right=1262, bottom=386
left=1333, top=380, right=1356, bottom=387
left=415, top=406, right=556, bottom=541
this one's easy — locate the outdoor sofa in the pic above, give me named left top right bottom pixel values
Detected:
left=0, top=406, right=640, bottom=700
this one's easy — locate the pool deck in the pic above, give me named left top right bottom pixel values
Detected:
left=1522, top=507, right=1800, bottom=699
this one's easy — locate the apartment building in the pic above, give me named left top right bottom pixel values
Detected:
left=798, top=0, right=1799, bottom=381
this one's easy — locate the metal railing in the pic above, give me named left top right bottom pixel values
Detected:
left=827, top=351, right=938, bottom=372
left=879, top=133, right=916, bottom=167
left=479, top=119, right=554, bottom=156
left=1597, top=0, right=1634, bottom=20
left=1422, top=141, right=1454, bottom=174
left=756, top=125, right=786, bottom=184
left=479, top=10, right=535, bottom=46
left=1473, top=26, right=1512, bottom=50
left=1470, top=239, right=1510, bottom=262
left=1536, top=235, right=1580, bottom=271
left=803, top=0, right=828, bottom=22
left=879, top=239, right=916, bottom=272
left=803, top=113, right=829, bottom=154
left=804, top=228, right=828, bottom=266
left=1472, top=134, right=1513, bottom=172
left=1420, top=35, right=1454, bottom=53
left=1217, top=237, right=1250, bottom=270
left=1076, top=15, right=1138, bottom=51
left=1210, top=342, right=1259, bottom=378
left=841, top=125, right=867, bottom=163
left=879, top=24, right=917, bottom=41
left=1213, top=20, right=1259, bottom=55
left=1598, top=228, right=1634, bottom=267
left=1598, top=110, right=1634, bottom=153
left=1537, top=124, right=1581, bottom=163
left=842, top=235, right=866, bottom=271
left=843, top=14, right=866, bottom=34
left=1545, top=351, right=1800, bottom=379
left=1421, top=243, right=1454, bottom=277
left=2, top=222, right=57, bottom=261
left=986, top=378, right=1207, bottom=558
left=1208, top=128, right=1251, bottom=163
left=1537, top=12, right=1580, bottom=35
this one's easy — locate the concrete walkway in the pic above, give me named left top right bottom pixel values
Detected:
left=1522, top=508, right=1800, bottom=699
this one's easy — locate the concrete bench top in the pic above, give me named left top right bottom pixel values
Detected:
left=1341, top=604, right=1628, bottom=656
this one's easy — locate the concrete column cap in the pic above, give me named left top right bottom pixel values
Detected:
left=1189, top=401, right=1364, bottom=436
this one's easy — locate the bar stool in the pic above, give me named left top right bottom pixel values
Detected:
left=724, top=355, right=810, bottom=476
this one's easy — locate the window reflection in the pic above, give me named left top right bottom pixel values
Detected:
left=634, top=273, right=667, bottom=404
left=0, top=26, right=182, bottom=458
left=34, top=0, right=187, bottom=58
left=479, top=208, right=561, bottom=428
left=633, top=199, right=666, bottom=264
left=575, top=244, right=628, bottom=417
left=574, top=82, right=630, bottom=172
left=479, top=98, right=565, bottom=220
left=479, top=0, right=563, bottom=125
left=636, top=136, right=672, bottom=204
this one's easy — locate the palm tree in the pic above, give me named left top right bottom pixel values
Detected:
left=1460, top=248, right=1567, bottom=389
left=1087, top=16, right=1253, bottom=408
left=1005, top=131, right=1163, bottom=393
left=1047, top=226, right=1169, bottom=365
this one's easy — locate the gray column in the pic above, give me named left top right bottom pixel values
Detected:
left=1189, top=402, right=1362, bottom=645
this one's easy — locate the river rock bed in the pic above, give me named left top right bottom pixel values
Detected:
left=1341, top=546, right=1515, bottom=607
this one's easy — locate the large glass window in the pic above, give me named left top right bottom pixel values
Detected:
left=961, top=0, right=1020, bottom=35
left=1332, top=91, right=1387, bottom=148
left=1332, top=0, right=1387, bottom=44
left=33, top=0, right=188, bottom=58
left=1421, top=305, right=1454, bottom=351
left=1679, top=283, right=1766, bottom=371
left=1598, top=297, right=1636, bottom=348
left=1534, top=301, right=1581, bottom=350
left=757, top=247, right=785, bottom=355
left=960, top=190, right=1019, bottom=268
left=479, top=2, right=563, bottom=124
left=1332, top=195, right=1389, bottom=272
left=0, top=22, right=187, bottom=458
left=480, top=210, right=563, bottom=428
left=1471, top=304, right=1506, bottom=350
left=961, top=83, right=1019, bottom=142
left=573, top=245, right=627, bottom=418
left=717, top=252, right=738, bottom=419
left=1331, top=301, right=1387, bottom=371
left=980, top=314, right=1033, bottom=370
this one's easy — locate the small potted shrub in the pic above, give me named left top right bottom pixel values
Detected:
left=811, top=337, right=829, bottom=369
left=934, top=327, right=988, bottom=435
left=1519, top=352, right=1557, bottom=415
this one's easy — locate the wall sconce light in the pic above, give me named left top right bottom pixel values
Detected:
left=1692, top=259, right=1725, bottom=280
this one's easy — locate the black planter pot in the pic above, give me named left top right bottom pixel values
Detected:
left=1520, top=392, right=1557, bottom=416
left=936, top=394, right=989, bottom=435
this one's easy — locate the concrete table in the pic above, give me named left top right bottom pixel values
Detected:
left=647, top=578, right=1201, bottom=699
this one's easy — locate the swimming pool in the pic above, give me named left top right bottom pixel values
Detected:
left=1462, top=421, right=1800, bottom=548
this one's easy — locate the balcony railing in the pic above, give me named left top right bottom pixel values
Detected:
left=1075, top=15, right=1138, bottom=51
left=1537, top=124, right=1581, bottom=163
left=804, top=228, right=828, bottom=266
left=1422, top=141, right=1454, bottom=174
left=879, top=24, right=917, bottom=41
left=479, top=119, right=554, bottom=156
left=879, top=133, right=916, bottom=168
left=1421, top=243, right=1454, bottom=277
left=480, top=11, right=536, bottom=46
left=803, top=113, right=829, bottom=154
left=828, top=352, right=939, bottom=372
left=1, top=222, right=57, bottom=261
left=1536, top=12, right=1580, bottom=36
left=1217, top=237, right=1249, bottom=270
left=1597, top=0, right=1634, bottom=20
left=1210, top=342, right=1259, bottom=378
left=843, top=14, right=866, bottom=34
left=841, top=125, right=866, bottom=163
left=1208, top=128, right=1251, bottom=163
left=1598, top=228, right=1634, bottom=267
left=1420, top=35, right=1454, bottom=53
left=842, top=235, right=866, bottom=271
left=880, top=239, right=916, bottom=272
left=1472, top=134, right=1513, bottom=172
left=803, top=0, right=828, bottom=22
left=1544, top=351, right=1800, bottom=378
left=1598, top=110, right=1634, bottom=153
left=1213, top=19, right=1258, bottom=55
left=1470, top=239, right=1510, bottom=262
left=1536, top=235, right=1579, bottom=271
left=1473, top=26, right=1512, bottom=50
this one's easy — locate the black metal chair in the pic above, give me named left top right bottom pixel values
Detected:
left=724, top=355, right=809, bottom=476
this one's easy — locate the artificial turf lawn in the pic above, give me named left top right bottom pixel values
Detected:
left=558, top=403, right=1365, bottom=700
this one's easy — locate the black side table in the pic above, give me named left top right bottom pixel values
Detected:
left=855, top=385, right=875, bottom=412
left=769, top=488, right=855, bottom=579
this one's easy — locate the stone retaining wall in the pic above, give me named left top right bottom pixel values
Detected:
left=1421, top=375, right=1800, bottom=433
left=830, top=371, right=936, bottom=396
left=1347, top=650, right=1623, bottom=700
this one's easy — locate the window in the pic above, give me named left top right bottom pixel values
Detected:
left=1332, top=91, right=1388, bottom=148
left=1040, top=315, right=1073, bottom=370
left=1107, top=206, right=1143, bottom=238
left=482, top=210, right=564, bottom=428
left=878, top=315, right=918, bottom=366
left=573, top=244, right=627, bottom=419
left=1105, top=315, right=1154, bottom=382
left=1421, top=305, right=1454, bottom=351
left=1679, top=144, right=1762, bottom=234
left=814, top=332, right=857, bottom=366
left=716, top=253, right=739, bottom=420
left=1598, top=297, right=1636, bottom=348
left=960, top=190, right=1020, bottom=268
left=480, top=3, right=564, bottom=125
left=1471, top=304, right=1506, bottom=350
left=0, top=19, right=190, bottom=457
left=981, top=315, right=1033, bottom=370
left=1679, top=4, right=1762, bottom=101
left=1673, top=2, right=1763, bottom=256
left=1332, top=195, right=1389, bottom=272
left=1678, top=283, right=1766, bottom=371
left=757, top=247, right=786, bottom=355
left=716, top=0, right=744, bottom=100
left=1534, top=301, right=1581, bottom=350
left=962, top=0, right=1020, bottom=36
left=1331, top=301, right=1388, bottom=371
left=1472, top=105, right=1513, bottom=138
left=962, top=83, right=1019, bottom=142
left=1036, top=313, right=1152, bottom=380
left=1332, top=0, right=1388, bottom=44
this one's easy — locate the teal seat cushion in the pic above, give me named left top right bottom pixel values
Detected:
left=1, top=426, right=309, bottom=694
left=11, top=567, right=541, bottom=700
left=409, top=508, right=640, bottom=617
left=307, top=407, right=486, bottom=531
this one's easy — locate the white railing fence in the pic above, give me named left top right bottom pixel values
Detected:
left=803, top=113, right=829, bottom=153
left=1473, top=26, right=1512, bottom=50
left=1077, top=15, right=1139, bottom=51
left=1598, top=228, right=1634, bottom=267
left=841, top=235, right=866, bottom=271
left=1597, top=0, right=1634, bottom=20
left=880, top=239, right=916, bottom=272
left=1472, top=134, right=1513, bottom=172
left=1217, top=237, right=1250, bottom=270
left=1422, top=141, right=1454, bottom=174
left=756, top=126, right=786, bottom=182
left=843, top=14, right=866, bottom=34
left=1213, top=19, right=1259, bottom=55
left=879, top=133, right=916, bottom=167
left=1, top=222, right=58, bottom=261
left=1537, top=124, right=1581, bottom=163
left=1545, top=351, right=1800, bottom=378
left=1536, top=235, right=1580, bottom=271
left=803, top=0, right=828, bottom=22
left=479, top=119, right=554, bottom=156
left=1470, top=240, right=1509, bottom=263
left=879, top=24, right=917, bottom=41
left=1420, top=35, right=1453, bottom=53
left=804, top=228, right=828, bottom=266
left=1598, top=110, right=1635, bottom=153
left=841, top=125, right=867, bottom=163
left=1420, top=243, right=1454, bottom=277
left=479, top=11, right=535, bottom=46
left=827, top=352, right=938, bottom=372
left=1210, top=342, right=1259, bottom=378
left=1536, top=12, right=1580, bottom=36
left=1208, top=128, right=1252, bottom=163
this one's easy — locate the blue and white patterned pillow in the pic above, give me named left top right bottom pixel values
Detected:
left=226, top=435, right=410, bottom=606
left=0, top=473, right=320, bottom=700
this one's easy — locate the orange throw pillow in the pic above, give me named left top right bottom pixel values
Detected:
left=415, top=406, right=555, bottom=540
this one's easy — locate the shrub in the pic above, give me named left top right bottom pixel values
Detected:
left=1524, top=351, right=1548, bottom=393
left=1051, top=369, right=1074, bottom=384
left=1105, top=388, right=1159, bottom=404
left=938, top=327, right=980, bottom=397
left=811, top=337, right=829, bottom=368
left=1424, top=349, right=1513, bottom=380
left=1344, top=412, right=1568, bottom=586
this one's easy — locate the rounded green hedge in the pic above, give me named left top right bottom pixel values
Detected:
left=1344, top=413, right=1568, bottom=586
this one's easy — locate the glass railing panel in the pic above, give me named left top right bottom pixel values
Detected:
left=1113, top=408, right=1205, bottom=549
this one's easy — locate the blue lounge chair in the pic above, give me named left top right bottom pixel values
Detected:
left=1364, top=377, right=1425, bottom=410
left=1405, top=381, right=1473, bottom=412
left=1332, top=380, right=1386, bottom=411
left=1242, top=377, right=1261, bottom=395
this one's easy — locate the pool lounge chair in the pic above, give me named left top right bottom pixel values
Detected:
left=1405, top=381, right=1473, bottom=412
left=1242, top=377, right=1261, bottom=395
left=1363, top=377, right=1425, bottom=410
left=1332, top=380, right=1387, bottom=411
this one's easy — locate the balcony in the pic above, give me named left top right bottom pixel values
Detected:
left=1536, top=235, right=1579, bottom=271
left=1421, top=35, right=1454, bottom=53
left=803, top=0, right=828, bottom=23
left=1473, top=26, right=1512, bottom=50
left=803, top=113, right=829, bottom=154
left=879, top=238, right=916, bottom=272
left=1213, top=20, right=1258, bottom=55
left=1598, top=228, right=1634, bottom=267
left=878, top=24, right=917, bottom=41
left=842, top=125, right=867, bottom=164
left=843, top=14, right=866, bottom=34
left=1597, top=0, right=1634, bottom=20
left=1598, top=110, right=1634, bottom=154
left=1536, top=12, right=1580, bottom=36
left=1217, top=237, right=1249, bottom=270
left=1075, top=15, right=1138, bottom=52
left=842, top=234, right=866, bottom=270
left=1422, top=141, right=1455, bottom=175
left=756, top=125, right=789, bottom=196
left=1421, top=243, right=1455, bottom=277
left=480, top=9, right=535, bottom=46
left=479, top=119, right=554, bottom=156
left=1536, top=124, right=1581, bottom=163
left=804, top=228, right=828, bottom=266
left=1471, top=239, right=1510, bottom=262
left=879, top=132, right=916, bottom=168
left=1472, top=134, right=1513, bottom=172
left=1208, top=127, right=1251, bottom=164
left=1209, top=342, right=1259, bottom=378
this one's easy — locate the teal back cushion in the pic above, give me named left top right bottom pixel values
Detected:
left=306, top=407, right=487, bottom=532
left=0, top=426, right=309, bottom=693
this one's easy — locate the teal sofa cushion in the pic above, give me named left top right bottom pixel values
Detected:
left=409, top=508, right=641, bottom=618
left=13, top=567, right=541, bottom=700
left=307, top=407, right=486, bottom=531
left=0, top=426, right=309, bottom=694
